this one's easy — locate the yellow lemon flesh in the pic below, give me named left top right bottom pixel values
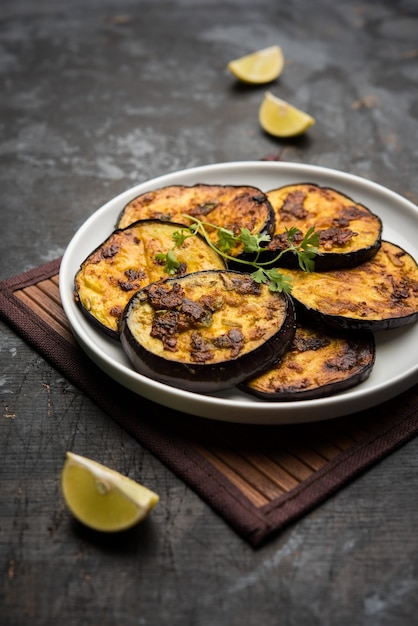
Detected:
left=227, top=45, right=284, bottom=84
left=259, top=91, right=315, bottom=137
left=61, top=452, right=159, bottom=532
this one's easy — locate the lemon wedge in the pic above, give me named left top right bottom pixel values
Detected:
left=227, top=45, right=284, bottom=84
left=61, top=452, right=159, bottom=532
left=259, top=91, right=315, bottom=137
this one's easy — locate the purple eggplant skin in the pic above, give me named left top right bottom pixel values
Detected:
left=119, top=274, right=297, bottom=394
left=242, top=362, right=374, bottom=401
left=283, top=241, right=418, bottom=332
left=73, top=219, right=227, bottom=340
left=263, top=182, right=383, bottom=272
left=116, top=183, right=276, bottom=260
left=76, top=303, right=122, bottom=341
left=241, top=328, right=376, bottom=402
left=292, top=300, right=418, bottom=332
left=258, top=238, right=382, bottom=272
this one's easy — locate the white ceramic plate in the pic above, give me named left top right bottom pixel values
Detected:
left=60, top=161, right=418, bottom=424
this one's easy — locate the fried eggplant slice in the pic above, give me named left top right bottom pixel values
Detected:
left=264, top=183, right=382, bottom=270
left=285, top=241, right=418, bottom=331
left=74, top=220, right=226, bottom=339
left=120, top=270, right=296, bottom=393
left=116, top=184, right=275, bottom=259
left=242, top=324, right=375, bottom=401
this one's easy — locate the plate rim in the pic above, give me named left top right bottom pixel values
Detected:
left=59, top=160, right=418, bottom=424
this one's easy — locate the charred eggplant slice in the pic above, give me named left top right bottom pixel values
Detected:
left=74, top=220, right=226, bottom=339
left=120, top=270, right=296, bottom=393
left=264, top=183, right=382, bottom=270
left=116, top=184, right=275, bottom=259
left=242, top=324, right=375, bottom=401
left=286, top=241, right=418, bottom=331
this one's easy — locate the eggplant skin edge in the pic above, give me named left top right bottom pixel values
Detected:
left=260, top=238, right=382, bottom=272
left=241, top=329, right=376, bottom=402
left=119, top=271, right=297, bottom=394
left=116, top=183, right=276, bottom=259
left=264, top=182, right=383, bottom=271
left=292, top=302, right=418, bottom=332
left=285, top=241, right=418, bottom=332
left=75, top=302, right=122, bottom=341
left=73, top=219, right=227, bottom=340
left=241, top=363, right=374, bottom=402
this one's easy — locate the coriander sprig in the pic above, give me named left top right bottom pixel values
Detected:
left=156, top=216, right=319, bottom=294
left=155, top=226, right=198, bottom=274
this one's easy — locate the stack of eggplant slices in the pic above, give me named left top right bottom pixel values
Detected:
left=73, top=182, right=418, bottom=400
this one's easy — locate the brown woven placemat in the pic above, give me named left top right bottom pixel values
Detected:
left=1, top=258, right=418, bottom=547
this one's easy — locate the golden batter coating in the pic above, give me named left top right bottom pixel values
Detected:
left=285, top=241, right=418, bottom=330
left=117, top=184, right=275, bottom=258
left=74, top=220, right=226, bottom=338
left=120, top=270, right=296, bottom=392
left=265, top=183, right=382, bottom=269
left=243, top=324, right=375, bottom=401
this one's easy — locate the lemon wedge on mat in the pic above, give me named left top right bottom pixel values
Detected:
left=61, top=452, right=159, bottom=532
left=259, top=91, right=315, bottom=137
left=227, top=45, right=284, bottom=84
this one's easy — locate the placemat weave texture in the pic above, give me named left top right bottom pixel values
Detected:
left=1, top=258, right=418, bottom=547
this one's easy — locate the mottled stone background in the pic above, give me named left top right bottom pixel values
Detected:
left=1, top=0, right=417, bottom=278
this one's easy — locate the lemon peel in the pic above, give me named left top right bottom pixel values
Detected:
left=61, top=451, right=159, bottom=532
left=227, top=45, right=284, bottom=84
left=259, top=91, right=315, bottom=137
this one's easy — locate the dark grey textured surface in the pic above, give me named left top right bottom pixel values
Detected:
left=1, top=1, right=418, bottom=624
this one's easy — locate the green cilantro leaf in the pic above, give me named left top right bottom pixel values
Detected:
left=240, top=228, right=271, bottom=254
left=172, top=229, right=189, bottom=247
left=250, top=267, right=270, bottom=285
left=216, top=227, right=237, bottom=252
left=155, top=248, right=181, bottom=274
left=155, top=214, right=318, bottom=294
left=263, top=268, right=293, bottom=293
